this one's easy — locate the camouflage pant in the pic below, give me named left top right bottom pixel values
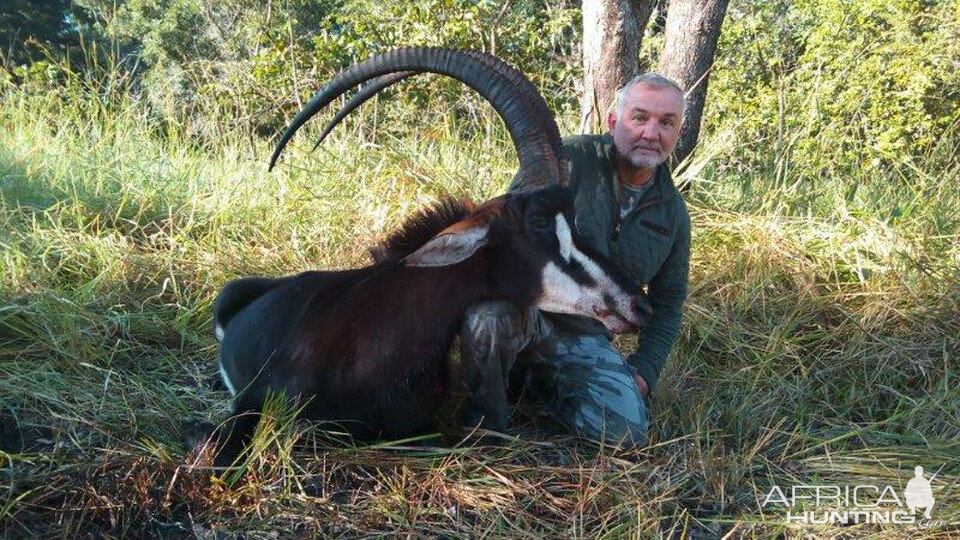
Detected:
left=460, top=301, right=650, bottom=448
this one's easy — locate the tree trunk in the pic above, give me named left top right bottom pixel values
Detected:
left=657, top=0, right=729, bottom=164
left=579, top=0, right=655, bottom=134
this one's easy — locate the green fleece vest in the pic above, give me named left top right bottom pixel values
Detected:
left=511, top=133, right=691, bottom=391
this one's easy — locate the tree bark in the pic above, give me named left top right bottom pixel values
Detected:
left=579, top=0, right=655, bottom=134
left=657, top=0, right=730, bottom=164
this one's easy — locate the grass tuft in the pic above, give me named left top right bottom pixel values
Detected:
left=1, top=67, right=958, bottom=537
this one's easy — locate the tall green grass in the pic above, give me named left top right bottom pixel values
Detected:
left=0, top=64, right=957, bottom=538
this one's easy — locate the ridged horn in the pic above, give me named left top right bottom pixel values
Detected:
left=310, top=51, right=569, bottom=186
left=310, top=71, right=416, bottom=153
left=269, top=47, right=563, bottom=189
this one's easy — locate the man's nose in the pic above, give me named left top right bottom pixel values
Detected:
left=639, top=120, right=658, bottom=140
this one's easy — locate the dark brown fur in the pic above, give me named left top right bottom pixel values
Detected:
left=370, top=198, right=476, bottom=263
left=192, top=186, right=646, bottom=467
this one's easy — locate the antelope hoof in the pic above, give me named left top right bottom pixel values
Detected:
left=181, top=417, right=217, bottom=454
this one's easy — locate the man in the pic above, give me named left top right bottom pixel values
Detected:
left=904, top=466, right=935, bottom=519
left=459, top=73, right=691, bottom=447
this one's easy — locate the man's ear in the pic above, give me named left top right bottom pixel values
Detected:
left=607, top=112, right=617, bottom=132
left=403, top=226, right=490, bottom=267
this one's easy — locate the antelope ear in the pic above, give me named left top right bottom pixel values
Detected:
left=403, top=226, right=490, bottom=267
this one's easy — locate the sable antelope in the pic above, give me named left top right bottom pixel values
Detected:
left=185, top=48, right=651, bottom=466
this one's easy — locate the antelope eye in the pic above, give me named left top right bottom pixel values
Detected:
left=527, top=214, right=552, bottom=231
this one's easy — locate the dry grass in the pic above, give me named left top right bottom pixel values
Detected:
left=1, top=73, right=958, bottom=538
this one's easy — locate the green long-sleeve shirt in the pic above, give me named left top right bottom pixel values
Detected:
left=511, top=133, right=691, bottom=391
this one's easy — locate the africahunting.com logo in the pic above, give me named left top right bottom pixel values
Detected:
left=761, top=465, right=945, bottom=526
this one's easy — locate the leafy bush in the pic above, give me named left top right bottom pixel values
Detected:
left=706, top=0, right=960, bottom=182
left=69, top=0, right=581, bottom=139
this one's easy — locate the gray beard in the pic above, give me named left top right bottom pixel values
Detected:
left=627, top=152, right=665, bottom=170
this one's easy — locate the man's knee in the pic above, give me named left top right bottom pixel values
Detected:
left=572, top=397, right=650, bottom=448
left=459, top=301, right=533, bottom=431
left=461, top=301, right=530, bottom=352
left=546, top=339, right=651, bottom=448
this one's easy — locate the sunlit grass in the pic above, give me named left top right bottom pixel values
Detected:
left=0, top=67, right=958, bottom=537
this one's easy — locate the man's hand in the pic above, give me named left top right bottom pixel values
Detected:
left=634, top=374, right=649, bottom=398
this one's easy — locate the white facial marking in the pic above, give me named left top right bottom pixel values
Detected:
left=219, top=361, right=237, bottom=396
left=214, top=323, right=225, bottom=342
left=537, top=260, right=587, bottom=314
left=536, top=218, right=640, bottom=333
left=553, top=212, right=624, bottom=297
left=567, top=234, right=620, bottom=294
left=555, top=213, right=573, bottom=263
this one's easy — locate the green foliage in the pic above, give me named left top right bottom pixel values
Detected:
left=1, top=3, right=959, bottom=536
left=0, top=0, right=89, bottom=66
left=5, top=0, right=958, bottom=183
left=706, top=0, right=960, bottom=186
left=67, top=0, right=579, bottom=139
left=1, top=67, right=957, bottom=536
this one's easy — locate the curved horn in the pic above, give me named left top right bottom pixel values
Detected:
left=310, top=71, right=416, bottom=152
left=269, top=47, right=563, bottom=189
left=311, top=52, right=569, bottom=186
left=464, top=50, right=567, bottom=182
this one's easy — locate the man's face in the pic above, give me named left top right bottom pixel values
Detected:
left=607, top=84, right=684, bottom=171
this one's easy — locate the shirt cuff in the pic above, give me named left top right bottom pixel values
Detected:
left=627, top=357, right=660, bottom=395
